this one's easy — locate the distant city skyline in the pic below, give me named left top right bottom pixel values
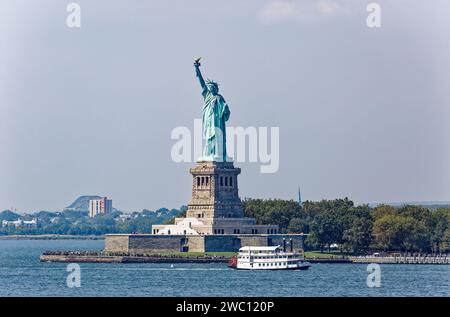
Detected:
left=1, top=1, right=449, bottom=212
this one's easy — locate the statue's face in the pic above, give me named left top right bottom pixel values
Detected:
left=208, top=83, right=218, bottom=95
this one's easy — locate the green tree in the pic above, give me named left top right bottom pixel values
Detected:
left=429, top=208, right=450, bottom=252
left=373, top=215, right=403, bottom=251
left=373, top=214, right=431, bottom=252
left=372, top=204, right=396, bottom=220
left=243, top=199, right=301, bottom=233
left=342, top=206, right=373, bottom=254
left=287, top=217, right=308, bottom=234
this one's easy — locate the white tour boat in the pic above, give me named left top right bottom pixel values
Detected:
left=229, top=245, right=311, bottom=270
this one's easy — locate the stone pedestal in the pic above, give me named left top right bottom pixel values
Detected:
left=186, top=161, right=244, bottom=220
left=152, top=160, right=278, bottom=236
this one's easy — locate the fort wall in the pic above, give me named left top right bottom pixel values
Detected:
left=104, top=234, right=305, bottom=253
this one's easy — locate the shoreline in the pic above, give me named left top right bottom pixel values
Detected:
left=39, top=252, right=450, bottom=265
left=40, top=254, right=229, bottom=263
left=0, top=234, right=104, bottom=240
left=39, top=251, right=450, bottom=265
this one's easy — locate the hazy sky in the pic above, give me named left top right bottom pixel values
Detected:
left=1, top=0, right=449, bottom=212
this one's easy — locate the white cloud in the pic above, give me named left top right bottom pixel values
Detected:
left=258, top=0, right=353, bottom=24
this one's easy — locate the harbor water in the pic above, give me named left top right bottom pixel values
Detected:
left=0, top=239, right=448, bottom=297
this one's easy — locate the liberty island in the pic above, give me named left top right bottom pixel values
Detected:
left=103, top=59, right=305, bottom=254
left=34, top=60, right=450, bottom=265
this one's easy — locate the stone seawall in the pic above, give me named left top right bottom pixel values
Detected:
left=128, top=235, right=186, bottom=253
left=239, top=236, right=268, bottom=248
left=40, top=253, right=447, bottom=265
left=187, top=236, right=205, bottom=252
left=40, top=254, right=229, bottom=263
left=203, top=235, right=241, bottom=252
left=350, top=256, right=450, bottom=265
left=104, top=235, right=129, bottom=252
left=40, top=254, right=123, bottom=263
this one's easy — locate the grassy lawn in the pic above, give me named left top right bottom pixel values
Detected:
left=148, top=251, right=236, bottom=258
left=304, top=251, right=352, bottom=258
left=148, top=251, right=352, bottom=259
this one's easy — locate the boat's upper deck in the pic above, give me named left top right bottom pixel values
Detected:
left=238, top=245, right=300, bottom=257
left=239, top=246, right=280, bottom=252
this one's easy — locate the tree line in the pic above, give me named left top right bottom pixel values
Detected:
left=2, top=198, right=449, bottom=254
left=243, top=198, right=450, bottom=254
left=0, top=208, right=185, bottom=236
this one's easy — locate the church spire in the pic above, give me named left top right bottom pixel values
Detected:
left=298, top=187, right=302, bottom=207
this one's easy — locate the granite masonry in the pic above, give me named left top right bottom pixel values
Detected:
left=104, top=233, right=304, bottom=253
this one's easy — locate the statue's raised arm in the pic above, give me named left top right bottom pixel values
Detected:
left=194, top=57, right=207, bottom=91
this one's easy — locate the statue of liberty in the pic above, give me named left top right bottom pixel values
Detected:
left=194, top=58, right=230, bottom=162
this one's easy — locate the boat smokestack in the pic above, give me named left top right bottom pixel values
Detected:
left=283, top=238, right=286, bottom=252
left=290, top=239, right=293, bottom=252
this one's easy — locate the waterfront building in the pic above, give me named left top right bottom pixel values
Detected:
left=2, top=218, right=38, bottom=228
left=89, top=197, right=112, bottom=218
left=117, top=214, right=132, bottom=222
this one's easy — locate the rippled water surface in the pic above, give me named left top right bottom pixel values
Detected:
left=0, top=239, right=448, bottom=296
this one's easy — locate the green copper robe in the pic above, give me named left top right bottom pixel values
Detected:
left=201, top=88, right=230, bottom=162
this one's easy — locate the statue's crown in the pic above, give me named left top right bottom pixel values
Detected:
left=206, top=79, right=219, bottom=87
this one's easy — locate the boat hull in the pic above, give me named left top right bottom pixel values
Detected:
left=229, top=262, right=311, bottom=270
left=230, top=265, right=310, bottom=270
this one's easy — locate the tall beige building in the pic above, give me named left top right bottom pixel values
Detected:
left=89, top=197, right=112, bottom=218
